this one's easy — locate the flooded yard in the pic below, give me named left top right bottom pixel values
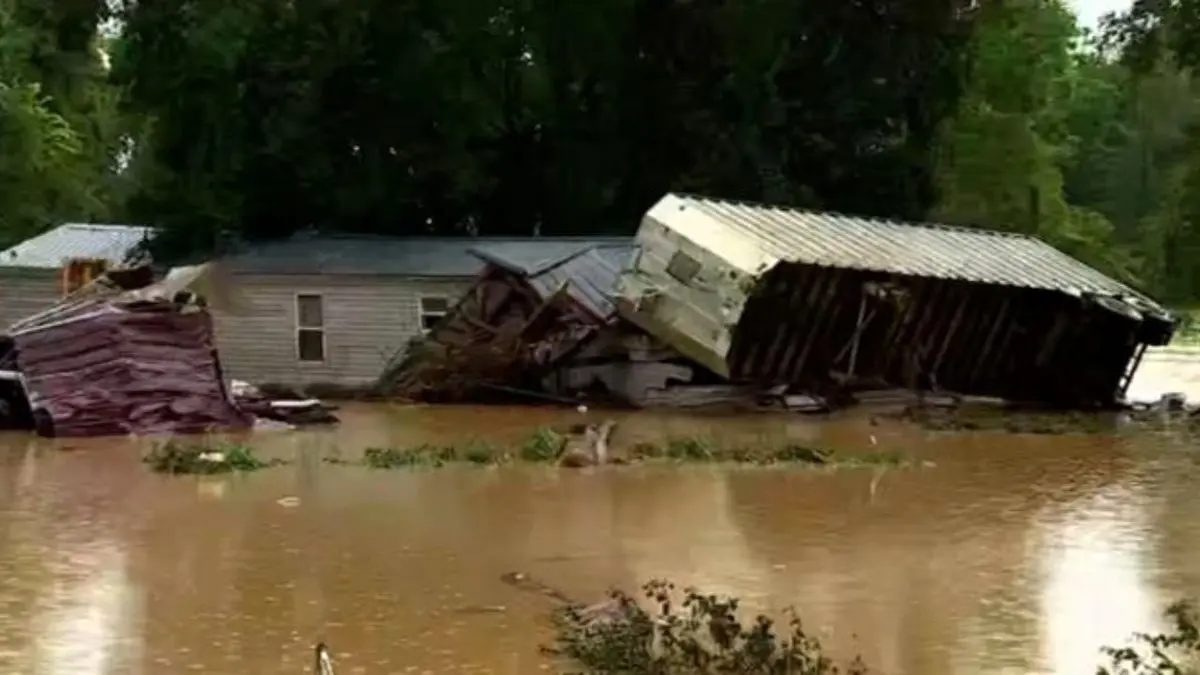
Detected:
left=1, top=396, right=1200, bottom=674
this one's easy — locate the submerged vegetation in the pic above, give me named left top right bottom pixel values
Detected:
left=549, top=581, right=1200, bottom=674
left=141, top=428, right=910, bottom=475
left=550, top=580, right=868, bottom=674
left=354, top=427, right=911, bottom=470
left=143, top=440, right=281, bottom=475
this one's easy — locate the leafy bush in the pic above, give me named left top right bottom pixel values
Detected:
left=549, top=580, right=867, bottom=674
left=1099, top=600, right=1200, bottom=675
left=550, top=582, right=1200, bottom=674
left=521, top=427, right=565, bottom=462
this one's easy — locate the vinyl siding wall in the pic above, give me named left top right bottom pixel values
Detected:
left=211, top=274, right=473, bottom=387
left=0, top=269, right=62, bottom=329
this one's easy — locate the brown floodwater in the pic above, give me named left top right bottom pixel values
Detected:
left=1, top=400, right=1200, bottom=674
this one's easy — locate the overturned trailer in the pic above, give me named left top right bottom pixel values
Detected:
left=615, top=194, right=1176, bottom=408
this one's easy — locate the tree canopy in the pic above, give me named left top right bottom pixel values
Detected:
left=5, top=0, right=1200, bottom=302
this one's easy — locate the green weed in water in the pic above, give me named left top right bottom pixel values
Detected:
left=521, top=427, right=564, bottom=462
left=354, top=430, right=915, bottom=471
left=144, top=440, right=276, bottom=475
left=363, top=445, right=454, bottom=468
left=664, top=437, right=716, bottom=461
left=549, top=579, right=867, bottom=674
left=363, top=440, right=502, bottom=468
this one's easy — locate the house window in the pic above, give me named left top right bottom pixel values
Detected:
left=296, top=293, right=325, bottom=362
left=61, top=258, right=108, bottom=296
left=419, top=296, right=450, bottom=333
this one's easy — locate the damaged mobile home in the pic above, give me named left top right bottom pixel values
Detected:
left=614, top=194, right=1176, bottom=408
left=392, top=193, right=1175, bottom=409
left=379, top=240, right=704, bottom=403
left=380, top=239, right=764, bottom=407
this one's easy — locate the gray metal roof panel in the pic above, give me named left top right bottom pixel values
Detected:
left=223, top=235, right=629, bottom=277
left=524, top=244, right=639, bottom=319
left=0, top=223, right=154, bottom=269
left=469, top=240, right=626, bottom=276
left=668, top=194, right=1150, bottom=301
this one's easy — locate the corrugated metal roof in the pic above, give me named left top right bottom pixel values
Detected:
left=514, top=244, right=638, bottom=319
left=0, top=223, right=153, bottom=269
left=658, top=193, right=1150, bottom=300
left=223, top=234, right=629, bottom=277
left=468, top=240, right=614, bottom=276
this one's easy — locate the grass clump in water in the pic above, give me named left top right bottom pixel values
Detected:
left=549, top=579, right=867, bottom=674
left=354, top=429, right=913, bottom=470
left=144, top=440, right=277, bottom=475
left=520, top=427, right=565, bottom=462
left=630, top=437, right=909, bottom=468
left=363, top=440, right=501, bottom=468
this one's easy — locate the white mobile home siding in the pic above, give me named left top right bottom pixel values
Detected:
left=0, top=269, right=62, bottom=330
left=211, top=274, right=473, bottom=387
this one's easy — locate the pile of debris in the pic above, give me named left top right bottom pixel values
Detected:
left=383, top=193, right=1177, bottom=412
left=0, top=264, right=339, bottom=438
left=378, top=240, right=825, bottom=410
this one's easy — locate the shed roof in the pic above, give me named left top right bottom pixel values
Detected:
left=653, top=193, right=1154, bottom=303
left=222, top=233, right=631, bottom=278
left=0, top=223, right=153, bottom=269
left=472, top=241, right=639, bottom=319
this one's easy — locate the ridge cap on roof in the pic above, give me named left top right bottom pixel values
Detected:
left=58, top=222, right=153, bottom=231
left=469, top=241, right=602, bottom=276
left=285, top=232, right=631, bottom=243
left=667, top=192, right=1040, bottom=242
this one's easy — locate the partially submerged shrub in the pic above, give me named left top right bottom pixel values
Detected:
left=550, top=582, right=1200, bottom=675
left=1100, top=600, right=1200, bottom=675
left=521, top=427, right=565, bottom=462
left=549, top=580, right=867, bottom=674
left=144, top=440, right=276, bottom=475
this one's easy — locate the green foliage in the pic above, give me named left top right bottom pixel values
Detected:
left=363, top=444, right=474, bottom=469
left=1099, top=600, right=1200, bottom=674
left=14, top=0, right=1200, bottom=305
left=631, top=437, right=905, bottom=467
left=143, top=440, right=276, bottom=474
left=109, top=0, right=976, bottom=261
left=351, top=431, right=910, bottom=470
left=552, top=583, right=1200, bottom=675
left=520, top=427, right=565, bottom=462
left=550, top=580, right=868, bottom=674
left=0, top=0, right=130, bottom=248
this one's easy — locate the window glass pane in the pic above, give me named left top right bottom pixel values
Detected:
left=666, top=250, right=700, bottom=283
left=298, top=329, right=324, bottom=361
left=421, top=314, right=442, bottom=331
left=420, top=296, right=449, bottom=314
left=297, top=294, right=324, bottom=327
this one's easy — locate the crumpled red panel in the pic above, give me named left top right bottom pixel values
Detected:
left=13, top=303, right=252, bottom=438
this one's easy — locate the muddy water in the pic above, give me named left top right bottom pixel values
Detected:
left=1, top=402, right=1199, bottom=674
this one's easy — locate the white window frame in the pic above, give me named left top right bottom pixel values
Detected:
left=418, top=296, right=450, bottom=334
left=295, top=292, right=326, bottom=363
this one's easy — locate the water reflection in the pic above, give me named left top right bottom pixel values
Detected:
left=1039, top=483, right=1157, bottom=675
left=34, top=541, right=139, bottom=675
left=0, top=404, right=1191, bottom=673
